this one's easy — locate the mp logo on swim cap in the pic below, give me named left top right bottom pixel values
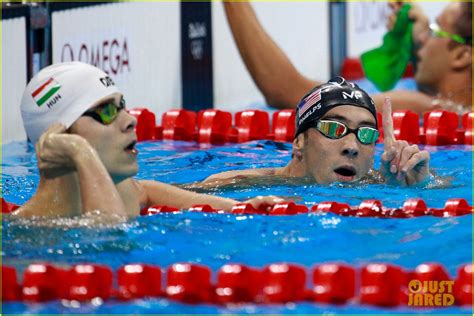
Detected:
left=100, top=76, right=115, bottom=88
left=31, top=77, right=62, bottom=108
left=342, top=91, right=363, bottom=100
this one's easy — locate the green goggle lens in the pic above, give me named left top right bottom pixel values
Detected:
left=357, top=126, right=380, bottom=144
left=98, top=103, right=119, bottom=124
left=83, top=98, right=126, bottom=125
left=316, top=120, right=379, bottom=145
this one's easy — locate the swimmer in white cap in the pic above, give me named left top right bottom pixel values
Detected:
left=15, top=62, right=283, bottom=220
left=203, top=77, right=431, bottom=186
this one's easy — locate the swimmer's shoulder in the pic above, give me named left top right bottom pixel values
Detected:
left=202, top=168, right=277, bottom=183
left=12, top=195, right=78, bottom=218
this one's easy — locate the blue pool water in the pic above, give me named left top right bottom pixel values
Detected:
left=1, top=140, right=472, bottom=314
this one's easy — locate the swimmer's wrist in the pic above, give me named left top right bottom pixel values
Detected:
left=71, top=144, right=100, bottom=166
left=416, top=171, right=435, bottom=187
left=68, top=137, right=95, bottom=161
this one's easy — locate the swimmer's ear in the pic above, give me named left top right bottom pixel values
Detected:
left=451, top=45, right=471, bottom=70
left=292, top=134, right=305, bottom=160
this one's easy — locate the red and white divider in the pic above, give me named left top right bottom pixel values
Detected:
left=2, top=262, right=472, bottom=307
left=3, top=197, right=472, bottom=218
left=139, top=198, right=472, bottom=218
left=128, top=107, right=474, bottom=146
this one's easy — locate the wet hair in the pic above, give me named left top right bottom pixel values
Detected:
left=453, top=2, right=472, bottom=44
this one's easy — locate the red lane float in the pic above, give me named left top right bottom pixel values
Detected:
left=2, top=266, right=21, bottom=301
left=462, top=112, right=473, bottom=145
left=270, top=110, right=295, bottom=142
left=311, top=202, right=352, bottom=216
left=392, top=110, right=420, bottom=144
left=454, top=264, right=473, bottom=305
left=127, top=107, right=472, bottom=146
left=68, top=264, right=113, bottom=301
left=22, top=263, right=68, bottom=302
left=1, top=198, right=19, bottom=214
left=261, top=263, right=307, bottom=303
left=117, top=264, right=162, bottom=299
left=312, top=263, right=355, bottom=304
left=162, top=110, right=197, bottom=141
left=128, top=108, right=156, bottom=141
left=360, top=264, right=405, bottom=307
left=166, top=263, right=213, bottom=303
left=197, top=110, right=232, bottom=144
left=231, top=110, right=270, bottom=143
left=340, top=58, right=365, bottom=81
left=423, top=110, right=460, bottom=146
left=0, top=197, right=460, bottom=218
left=3, top=262, right=472, bottom=307
left=141, top=205, right=180, bottom=215
left=216, top=264, right=262, bottom=303
left=3, top=198, right=471, bottom=218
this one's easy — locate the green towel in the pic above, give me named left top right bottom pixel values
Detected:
left=361, top=4, right=414, bottom=92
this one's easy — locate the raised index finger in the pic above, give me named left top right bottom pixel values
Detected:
left=382, top=97, right=395, bottom=148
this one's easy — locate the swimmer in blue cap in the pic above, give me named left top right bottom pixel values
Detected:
left=204, top=77, right=430, bottom=186
left=14, top=62, right=283, bottom=221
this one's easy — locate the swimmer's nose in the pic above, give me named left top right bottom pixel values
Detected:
left=121, top=110, right=137, bottom=132
left=418, top=29, right=430, bottom=46
left=341, top=133, right=359, bottom=158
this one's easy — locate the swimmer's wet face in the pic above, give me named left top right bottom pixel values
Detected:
left=299, top=105, right=376, bottom=184
left=69, top=92, right=138, bottom=182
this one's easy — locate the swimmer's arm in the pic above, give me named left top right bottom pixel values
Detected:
left=223, top=2, right=318, bottom=109
left=202, top=168, right=275, bottom=183
left=139, top=180, right=236, bottom=211
left=372, top=91, right=435, bottom=116
left=139, top=180, right=283, bottom=212
left=33, top=124, right=127, bottom=218
left=72, top=144, right=127, bottom=217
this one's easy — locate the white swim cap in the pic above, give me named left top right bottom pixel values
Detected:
left=21, top=61, right=120, bottom=144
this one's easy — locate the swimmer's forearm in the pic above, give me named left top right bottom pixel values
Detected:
left=73, top=147, right=127, bottom=217
left=141, top=180, right=242, bottom=212
left=223, top=2, right=316, bottom=108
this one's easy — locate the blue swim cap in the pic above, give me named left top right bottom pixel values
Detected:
left=295, top=76, right=377, bottom=138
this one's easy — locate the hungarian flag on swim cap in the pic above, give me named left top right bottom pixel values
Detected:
left=31, top=78, right=62, bottom=107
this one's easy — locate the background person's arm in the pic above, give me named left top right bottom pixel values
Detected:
left=372, top=90, right=436, bottom=115
left=224, top=2, right=318, bottom=109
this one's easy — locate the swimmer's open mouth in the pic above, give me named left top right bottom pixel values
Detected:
left=125, top=140, right=137, bottom=151
left=334, top=166, right=356, bottom=177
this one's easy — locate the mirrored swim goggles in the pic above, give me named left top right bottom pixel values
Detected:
left=315, top=120, right=379, bottom=145
left=83, top=97, right=126, bottom=125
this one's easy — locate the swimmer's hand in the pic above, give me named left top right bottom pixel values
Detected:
left=380, top=98, right=430, bottom=186
left=36, top=123, right=93, bottom=177
left=243, top=196, right=285, bottom=212
left=387, top=2, right=429, bottom=46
